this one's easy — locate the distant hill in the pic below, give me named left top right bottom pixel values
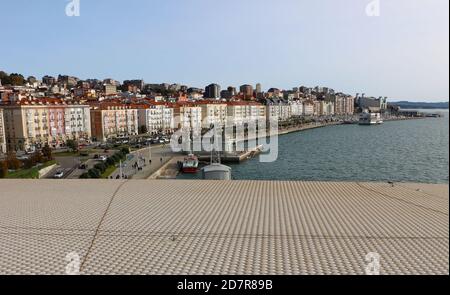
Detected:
left=390, top=101, right=449, bottom=109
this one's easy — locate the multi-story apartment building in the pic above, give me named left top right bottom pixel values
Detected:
left=356, top=95, right=387, bottom=111
left=318, top=101, right=335, bottom=116
left=344, top=95, right=355, bottom=115
left=204, top=84, right=221, bottom=99
left=249, top=102, right=266, bottom=122
left=103, top=84, right=117, bottom=95
left=90, top=103, right=138, bottom=142
left=0, top=108, right=6, bottom=154
left=279, top=102, right=292, bottom=121
left=289, top=100, right=303, bottom=117
left=123, top=80, right=145, bottom=91
left=326, top=94, right=354, bottom=115
left=262, top=98, right=280, bottom=123
left=173, top=103, right=203, bottom=131
left=226, top=102, right=243, bottom=124
left=239, top=84, right=254, bottom=100
left=2, top=99, right=91, bottom=152
left=198, top=100, right=227, bottom=128
left=313, top=100, right=321, bottom=116
left=334, top=95, right=345, bottom=115
left=138, top=102, right=174, bottom=135
left=64, top=104, right=92, bottom=140
left=262, top=98, right=291, bottom=122
left=302, top=100, right=315, bottom=116
left=226, top=101, right=266, bottom=129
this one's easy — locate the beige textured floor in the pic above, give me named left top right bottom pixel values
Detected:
left=0, top=180, right=448, bottom=275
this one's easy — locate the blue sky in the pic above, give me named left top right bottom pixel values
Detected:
left=0, top=0, right=448, bottom=101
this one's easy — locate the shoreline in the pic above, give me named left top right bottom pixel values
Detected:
left=277, top=121, right=342, bottom=136
left=150, top=116, right=432, bottom=180
left=150, top=122, right=343, bottom=179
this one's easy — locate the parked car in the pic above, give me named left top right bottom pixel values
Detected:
left=99, top=155, right=108, bottom=161
left=78, top=164, right=87, bottom=170
left=53, top=170, right=64, bottom=179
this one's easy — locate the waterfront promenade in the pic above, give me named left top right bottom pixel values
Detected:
left=144, top=117, right=425, bottom=180
left=0, top=179, right=447, bottom=275
left=140, top=121, right=344, bottom=179
left=277, top=121, right=342, bottom=135
left=108, top=145, right=175, bottom=179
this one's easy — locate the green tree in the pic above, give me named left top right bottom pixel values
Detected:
left=139, top=125, right=148, bottom=134
left=6, top=153, right=21, bottom=170
left=66, top=139, right=79, bottom=153
left=42, top=144, right=53, bottom=161
left=0, top=71, right=12, bottom=85
left=27, top=76, right=37, bottom=84
left=106, top=157, right=115, bottom=166
left=121, top=147, right=130, bottom=155
left=88, top=168, right=101, bottom=179
left=31, top=151, right=44, bottom=164
left=8, top=73, right=25, bottom=86
left=116, top=151, right=126, bottom=160
left=94, top=163, right=107, bottom=173
left=0, top=161, right=8, bottom=178
left=79, top=172, right=90, bottom=179
left=22, top=158, right=34, bottom=169
left=110, top=154, right=120, bottom=163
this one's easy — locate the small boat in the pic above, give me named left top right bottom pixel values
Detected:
left=182, top=154, right=199, bottom=173
left=359, top=111, right=383, bottom=125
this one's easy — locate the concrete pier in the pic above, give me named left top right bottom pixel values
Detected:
left=147, top=156, right=183, bottom=179
left=198, top=145, right=263, bottom=163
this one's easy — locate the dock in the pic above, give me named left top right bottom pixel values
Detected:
left=198, top=145, right=263, bottom=163
left=147, top=156, right=183, bottom=179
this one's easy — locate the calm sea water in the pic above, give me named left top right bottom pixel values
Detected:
left=179, top=109, right=449, bottom=183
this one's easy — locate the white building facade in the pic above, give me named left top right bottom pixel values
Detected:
left=138, top=104, right=174, bottom=135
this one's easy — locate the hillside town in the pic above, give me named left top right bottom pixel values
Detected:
left=0, top=71, right=396, bottom=157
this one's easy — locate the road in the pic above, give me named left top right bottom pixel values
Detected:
left=43, top=150, right=115, bottom=179
left=42, top=144, right=175, bottom=179
left=43, top=156, right=81, bottom=179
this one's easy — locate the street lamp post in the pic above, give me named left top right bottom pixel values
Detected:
left=148, top=142, right=152, bottom=163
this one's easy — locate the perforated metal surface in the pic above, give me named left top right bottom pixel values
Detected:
left=0, top=180, right=448, bottom=275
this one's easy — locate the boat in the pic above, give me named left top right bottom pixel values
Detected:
left=359, top=111, right=383, bottom=125
left=182, top=154, right=199, bottom=173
